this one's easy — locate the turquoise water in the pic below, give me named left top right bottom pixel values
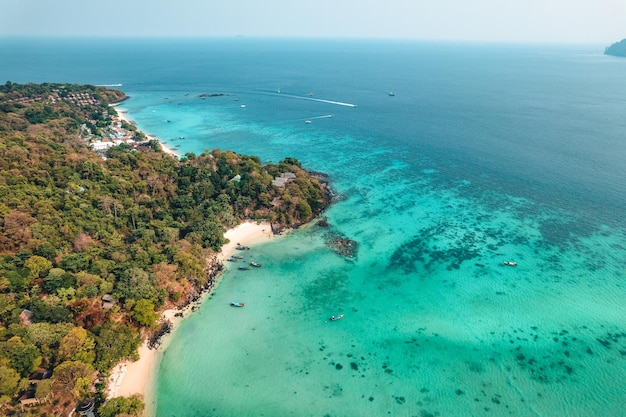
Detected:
left=1, top=39, right=625, bottom=416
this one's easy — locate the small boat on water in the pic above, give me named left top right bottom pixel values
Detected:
left=305, top=120, right=312, bottom=124
left=388, top=92, right=395, bottom=96
left=226, top=257, right=237, bottom=262
left=330, top=314, right=344, bottom=321
left=232, top=255, right=244, bottom=259
left=230, top=302, right=245, bottom=307
left=250, top=262, right=262, bottom=267
left=236, top=245, right=250, bottom=250
left=503, top=261, right=518, bottom=267
left=238, top=266, right=251, bottom=271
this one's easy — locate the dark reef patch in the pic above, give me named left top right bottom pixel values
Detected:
left=393, top=396, right=405, bottom=405
left=387, top=221, right=487, bottom=273
left=324, top=231, right=358, bottom=259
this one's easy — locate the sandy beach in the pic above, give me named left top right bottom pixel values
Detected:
left=106, top=104, right=278, bottom=404
left=106, top=221, right=276, bottom=401
left=113, top=105, right=180, bottom=157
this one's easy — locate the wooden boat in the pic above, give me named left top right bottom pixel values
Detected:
left=503, top=261, right=517, bottom=267
left=230, top=302, right=245, bottom=307
left=329, top=314, right=344, bottom=321
left=250, top=262, right=262, bottom=267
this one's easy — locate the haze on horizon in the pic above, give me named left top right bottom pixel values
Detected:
left=1, top=0, right=625, bottom=44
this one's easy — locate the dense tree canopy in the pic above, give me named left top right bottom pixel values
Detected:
left=0, top=82, right=330, bottom=415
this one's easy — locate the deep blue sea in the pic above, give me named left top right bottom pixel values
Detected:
left=2, top=38, right=626, bottom=417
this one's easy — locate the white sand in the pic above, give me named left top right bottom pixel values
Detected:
left=107, top=221, right=276, bottom=401
left=113, top=106, right=179, bottom=157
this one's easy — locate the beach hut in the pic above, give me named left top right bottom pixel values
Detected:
left=102, top=294, right=117, bottom=309
left=19, top=309, right=33, bottom=326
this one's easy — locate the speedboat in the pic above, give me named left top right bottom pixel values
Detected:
left=503, top=261, right=517, bottom=267
left=230, top=302, right=245, bottom=307
left=330, top=314, right=344, bottom=321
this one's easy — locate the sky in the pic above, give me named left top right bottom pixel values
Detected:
left=1, top=0, right=625, bottom=44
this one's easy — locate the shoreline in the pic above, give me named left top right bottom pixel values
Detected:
left=113, top=105, right=180, bottom=158
left=106, top=221, right=277, bottom=404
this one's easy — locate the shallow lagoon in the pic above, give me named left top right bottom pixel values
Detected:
left=2, top=38, right=623, bottom=416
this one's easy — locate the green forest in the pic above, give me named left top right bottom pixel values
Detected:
left=0, top=82, right=330, bottom=416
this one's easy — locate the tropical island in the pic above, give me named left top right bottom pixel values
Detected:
left=0, top=82, right=332, bottom=416
left=604, top=38, right=626, bottom=57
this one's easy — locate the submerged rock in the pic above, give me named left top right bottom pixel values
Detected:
left=325, top=231, right=357, bottom=258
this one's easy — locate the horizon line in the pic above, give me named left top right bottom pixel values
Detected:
left=0, top=35, right=613, bottom=47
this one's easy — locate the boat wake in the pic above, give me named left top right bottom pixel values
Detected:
left=278, top=92, right=357, bottom=107
left=305, top=97, right=357, bottom=107
left=307, top=114, right=335, bottom=120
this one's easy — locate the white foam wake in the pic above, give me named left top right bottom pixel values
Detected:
left=305, top=97, right=357, bottom=107
left=278, top=93, right=357, bottom=107
left=308, top=114, right=335, bottom=120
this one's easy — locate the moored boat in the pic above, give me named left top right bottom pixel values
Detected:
left=330, top=314, right=344, bottom=321
left=238, top=266, right=251, bottom=270
left=250, top=262, right=262, bottom=267
left=503, top=261, right=517, bottom=267
left=230, top=302, right=245, bottom=307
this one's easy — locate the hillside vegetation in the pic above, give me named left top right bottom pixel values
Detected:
left=0, top=82, right=330, bottom=416
left=604, top=38, right=626, bottom=57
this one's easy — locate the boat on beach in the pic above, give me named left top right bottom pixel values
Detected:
left=330, top=314, right=344, bottom=321
left=503, top=261, right=517, bottom=266
left=230, top=302, right=245, bottom=307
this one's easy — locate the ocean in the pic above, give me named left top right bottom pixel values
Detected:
left=1, top=38, right=625, bottom=417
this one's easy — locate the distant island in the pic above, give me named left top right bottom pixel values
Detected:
left=604, top=39, right=626, bottom=57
